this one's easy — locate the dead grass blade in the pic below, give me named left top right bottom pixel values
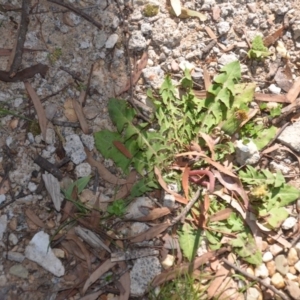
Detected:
left=113, top=170, right=137, bottom=200
left=85, top=149, right=126, bottom=185
left=203, top=66, right=211, bottom=90
left=151, top=247, right=229, bottom=287
left=113, top=141, right=133, bottom=159
left=82, top=259, right=117, bottom=295
left=129, top=222, right=170, bottom=243
left=286, top=77, right=300, bottom=103
left=154, top=166, right=188, bottom=204
left=72, top=98, right=90, bottom=134
left=24, top=81, right=48, bottom=140
left=212, top=170, right=249, bottom=208
left=135, top=207, right=171, bottom=221
left=254, top=92, right=289, bottom=103
left=182, top=165, right=190, bottom=200
left=66, top=233, right=92, bottom=273
left=204, top=26, right=226, bottom=51
left=119, top=52, right=148, bottom=95
left=25, top=208, right=44, bottom=228
left=209, top=208, right=233, bottom=223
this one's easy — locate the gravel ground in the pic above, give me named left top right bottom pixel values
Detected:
left=1, top=0, right=300, bottom=299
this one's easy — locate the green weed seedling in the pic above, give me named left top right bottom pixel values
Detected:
left=247, top=35, right=270, bottom=59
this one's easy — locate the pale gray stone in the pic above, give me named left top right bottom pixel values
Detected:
left=130, top=256, right=161, bottom=296
left=25, top=231, right=65, bottom=277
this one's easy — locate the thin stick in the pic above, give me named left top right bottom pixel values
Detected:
left=9, top=0, right=30, bottom=77
left=222, top=258, right=291, bottom=300
left=47, top=0, right=102, bottom=30
left=171, top=188, right=201, bottom=225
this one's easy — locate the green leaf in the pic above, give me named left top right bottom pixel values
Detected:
left=178, top=225, right=202, bottom=262
left=94, top=130, right=131, bottom=174
left=205, top=230, right=221, bottom=250
left=64, top=176, right=91, bottom=200
left=270, top=185, right=300, bottom=207
left=130, top=178, right=158, bottom=198
left=108, top=98, right=136, bottom=133
left=233, top=83, right=256, bottom=107
left=107, top=199, right=126, bottom=216
left=247, top=36, right=271, bottom=59
left=254, top=126, right=277, bottom=150
left=231, top=233, right=262, bottom=265
left=227, top=213, right=244, bottom=232
left=264, top=207, right=289, bottom=229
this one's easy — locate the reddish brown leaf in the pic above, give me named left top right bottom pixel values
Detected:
left=25, top=209, right=44, bottom=228
left=72, top=97, right=90, bottom=134
left=85, top=148, right=127, bottom=185
left=136, top=207, right=171, bottom=221
left=198, top=193, right=210, bottom=228
left=82, top=259, right=117, bottom=295
left=212, top=5, right=221, bottom=21
left=182, top=165, right=190, bottom=200
left=176, top=152, right=237, bottom=178
left=263, top=26, right=284, bottom=47
left=113, top=141, right=132, bottom=159
left=129, top=222, right=170, bottom=243
left=154, top=167, right=188, bottom=204
left=212, top=169, right=249, bottom=208
left=254, top=92, right=289, bottom=103
left=151, top=247, right=229, bottom=287
left=113, top=170, right=137, bottom=200
left=204, top=26, right=226, bottom=50
left=24, top=81, right=48, bottom=140
left=286, top=77, right=300, bottom=103
left=199, top=132, right=215, bottom=158
left=118, top=52, right=148, bottom=95
left=66, top=233, right=92, bottom=272
left=207, top=264, right=230, bottom=299
left=118, top=261, right=130, bottom=300
left=209, top=208, right=233, bottom=222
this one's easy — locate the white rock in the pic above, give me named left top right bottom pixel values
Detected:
left=163, top=193, right=176, bottom=208
left=125, top=197, right=154, bottom=220
left=25, top=231, right=65, bottom=277
left=128, top=30, right=147, bottom=51
left=161, top=254, right=175, bottom=269
left=75, top=163, right=91, bottom=178
left=0, top=215, right=7, bottom=241
left=216, top=21, right=230, bottom=35
left=130, top=256, right=161, bottom=296
left=246, top=287, right=262, bottom=300
left=278, top=121, right=300, bottom=153
left=6, top=251, right=25, bottom=262
left=8, top=233, right=18, bottom=245
left=28, top=182, right=37, bottom=192
left=235, top=139, right=260, bottom=165
left=270, top=244, right=284, bottom=256
left=179, top=60, right=195, bottom=71
left=81, top=134, right=94, bottom=151
left=64, top=134, right=86, bottom=164
left=294, top=260, right=300, bottom=273
left=218, top=53, right=238, bottom=66
left=105, top=33, right=119, bottom=49
left=262, top=251, right=273, bottom=263
left=0, top=194, right=6, bottom=205
left=268, top=84, right=281, bottom=94
left=254, top=263, right=269, bottom=278
left=282, top=217, right=297, bottom=230
left=42, top=173, right=63, bottom=212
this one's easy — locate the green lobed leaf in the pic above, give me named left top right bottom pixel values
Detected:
left=264, top=207, right=289, bottom=229
left=178, top=225, right=202, bottom=262
left=94, top=130, right=131, bottom=174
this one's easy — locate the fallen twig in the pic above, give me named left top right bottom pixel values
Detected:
left=47, top=0, right=102, bottom=30
left=9, top=0, right=30, bottom=77
left=171, top=188, right=201, bottom=225
left=222, top=258, right=291, bottom=300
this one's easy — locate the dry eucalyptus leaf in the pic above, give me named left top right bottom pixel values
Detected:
left=64, top=98, right=78, bottom=122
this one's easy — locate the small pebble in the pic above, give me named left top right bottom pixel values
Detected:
left=282, top=217, right=297, bottom=230
left=262, top=251, right=273, bottom=263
